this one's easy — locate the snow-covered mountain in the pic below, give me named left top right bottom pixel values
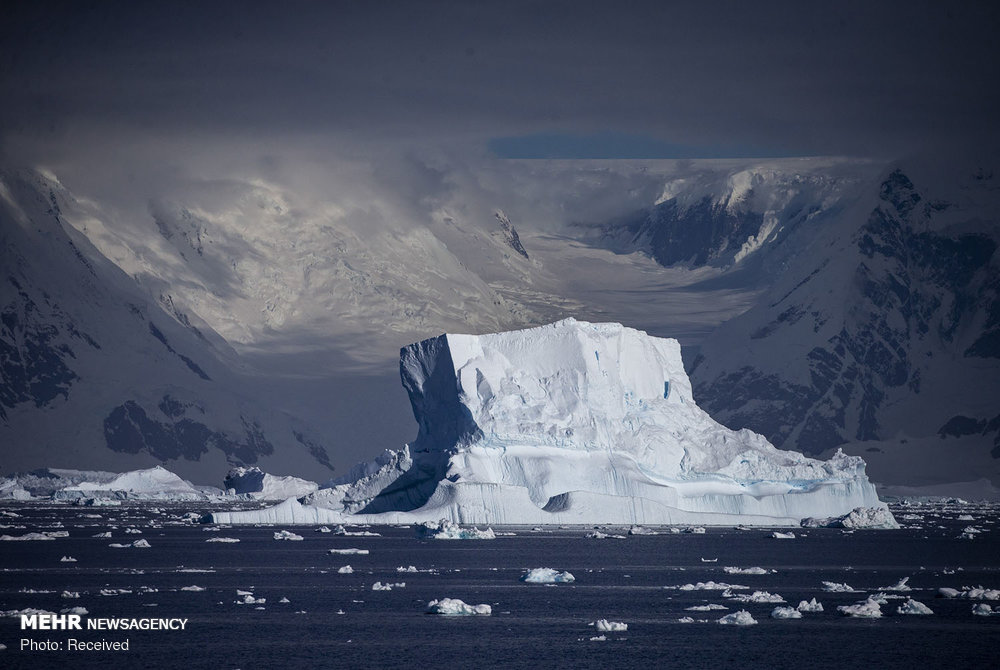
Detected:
left=688, top=157, right=1000, bottom=488
left=0, top=169, right=335, bottom=482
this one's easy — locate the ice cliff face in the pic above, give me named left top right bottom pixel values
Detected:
left=211, top=319, right=888, bottom=526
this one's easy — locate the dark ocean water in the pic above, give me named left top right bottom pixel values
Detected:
left=1, top=501, right=999, bottom=669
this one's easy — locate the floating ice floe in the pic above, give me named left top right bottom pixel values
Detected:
left=956, top=514, right=975, bottom=521
left=685, top=604, right=728, bottom=611
left=822, top=581, right=856, bottom=593
left=99, top=589, right=132, bottom=596
left=124, top=528, right=142, bottom=534
left=372, top=582, right=405, bottom=591
left=771, top=606, right=802, bottom=619
left=586, top=531, right=626, bottom=539
left=521, top=568, right=576, bottom=584
left=628, top=526, right=657, bottom=535
left=723, top=566, right=772, bottom=575
left=426, top=598, right=491, bottom=615
left=972, top=604, right=1000, bottom=616
left=273, top=530, right=303, bottom=541
left=60, top=556, right=77, bottom=562
left=677, top=617, right=697, bottom=623
left=896, top=599, right=932, bottom=615
left=92, top=531, right=112, bottom=538
left=236, top=594, right=265, bottom=605
left=592, top=620, right=627, bottom=631
left=329, top=548, right=369, bottom=555
left=718, top=610, right=757, bottom=625
left=797, top=598, right=824, bottom=612
left=879, top=577, right=912, bottom=592
left=771, top=531, right=796, bottom=539
left=0, top=531, right=67, bottom=541
left=728, top=591, right=785, bottom=604
left=180, top=586, right=205, bottom=592
left=205, top=537, right=240, bottom=543
left=837, top=597, right=882, bottom=618
left=1, top=608, right=56, bottom=617
left=61, top=591, right=80, bottom=599
left=938, top=586, right=1000, bottom=600
left=279, top=597, right=290, bottom=603
left=109, top=539, right=150, bottom=548
left=332, top=525, right=381, bottom=537
left=397, top=566, right=419, bottom=573
left=800, top=507, right=899, bottom=529
left=673, top=582, right=748, bottom=591
left=337, top=565, right=354, bottom=574
left=417, top=519, right=495, bottom=540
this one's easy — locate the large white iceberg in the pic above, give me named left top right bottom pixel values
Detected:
left=209, top=319, right=890, bottom=526
left=55, top=466, right=207, bottom=501
left=224, top=467, right=318, bottom=500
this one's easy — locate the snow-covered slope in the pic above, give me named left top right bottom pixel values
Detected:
left=55, top=465, right=206, bottom=500
left=0, top=169, right=335, bottom=482
left=210, top=319, right=888, bottom=525
left=689, top=156, right=1000, bottom=488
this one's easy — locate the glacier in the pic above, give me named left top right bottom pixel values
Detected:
left=208, top=319, right=890, bottom=526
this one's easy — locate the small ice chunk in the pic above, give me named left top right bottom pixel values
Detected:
left=235, top=594, right=265, bottom=605
left=837, top=597, right=882, bottom=618
left=771, top=606, right=802, bottom=619
left=372, top=582, right=405, bottom=591
left=728, top=591, right=785, bottom=604
left=972, top=604, right=999, bottom=616
left=329, top=548, right=369, bottom=555
left=593, top=619, right=627, bottom=631
left=337, top=565, right=354, bottom=574
left=273, top=530, right=303, bottom=541
left=426, top=598, right=491, bottom=615
left=674, top=581, right=749, bottom=591
left=718, top=610, right=757, bottom=625
left=685, top=604, right=728, bottom=611
left=397, top=566, right=418, bottom=573
left=797, top=598, right=824, bottom=612
left=896, top=599, right=932, bottom=615
left=723, top=566, right=772, bottom=575
left=822, top=581, right=855, bottom=592
left=60, top=556, right=77, bottom=562
left=521, top=568, right=576, bottom=584
left=879, top=577, right=911, bottom=592
left=771, top=531, right=795, bottom=539
left=205, top=537, right=240, bottom=543
left=279, top=597, right=290, bottom=603
left=61, top=591, right=80, bottom=599
left=180, top=586, right=205, bottom=592
left=677, top=616, right=696, bottom=623
left=92, top=532, right=112, bottom=538
left=627, top=526, right=657, bottom=535
left=417, top=519, right=495, bottom=540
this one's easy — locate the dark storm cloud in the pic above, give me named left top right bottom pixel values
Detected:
left=1, top=0, right=998, bottom=160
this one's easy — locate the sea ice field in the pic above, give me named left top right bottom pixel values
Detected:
left=1, top=500, right=999, bottom=669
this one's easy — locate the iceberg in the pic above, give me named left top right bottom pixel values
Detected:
left=55, top=466, right=207, bottom=501
left=593, top=619, right=627, bottom=631
left=224, top=467, right=318, bottom=500
left=896, top=599, right=932, bottom=615
left=520, top=568, right=576, bottom=584
left=837, top=597, right=882, bottom=618
left=800, top=507, right=899, bottom=529
left=770, top=606, right=802, bottom=619
left=717, top=610, right=757, bottom=625
left=207, top=320, right=892, bottom=526
left=426, top=598, right=491, bottom=615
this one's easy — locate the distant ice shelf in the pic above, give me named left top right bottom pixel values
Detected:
left=208, top=319, right=893, bottom=527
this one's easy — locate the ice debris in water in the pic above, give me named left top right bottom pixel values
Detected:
left=337, top=565, right=354, bottom=574
left=372, top=582, right=405, bottom=591
left=426, top=598, right=491, bottom=615
left=896, top=599, right=933, bottom=615
left=837, top=597, right=882, bottom=618
left=937, top=586, right=1000, bottom=600
left=109, top=539, right=150, bottom=548
left=180, top=586, right=205, bottom=592
left=417, top=519, right=495, bottom=540
left=718, top=610, right=757, bottom=625
left=673, top=582, right=748, bottom=591
left=822, top=581, right=855, bottom=592
left=723, top=566, right=772, bottom=575
left=800, top=507, right=899, bottom=529
left=771, top=531, right=795, bottom=539
left=771, top=606, right=802, bottom=619
left=236, top=594, right=265, bottom=605
left=205, top=537, right=240, bottom=543
left=586, top=531, right=626, bottom=539
left=273, top=530, right=303, bottom=541
left=972, top=604, right=1000, bottom=616
left=592, top=619, right=627, bottom=631
left=397, top=566, right=419, bottom=573
left=521, top=568, right=576, bottom=584
left=329, top=548, right=369, bottom=555
left=60, top=556, right=77, bottom=562
left=879, top=577, right=911, bottom=592
left=797, top=598, right=824, bottom=612
left=627, top=526, right=658, bottom=535
left=728, top=591, right=785, bottom=603
left=61, top=591, right=80, bottom=599
left=685, top=604, right=728, bottom=611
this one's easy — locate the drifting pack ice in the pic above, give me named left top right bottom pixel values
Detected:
left=210, top=319, right=890, bottom=526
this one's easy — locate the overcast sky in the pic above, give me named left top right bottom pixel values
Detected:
left=2, top=0, right=998, bottom=170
